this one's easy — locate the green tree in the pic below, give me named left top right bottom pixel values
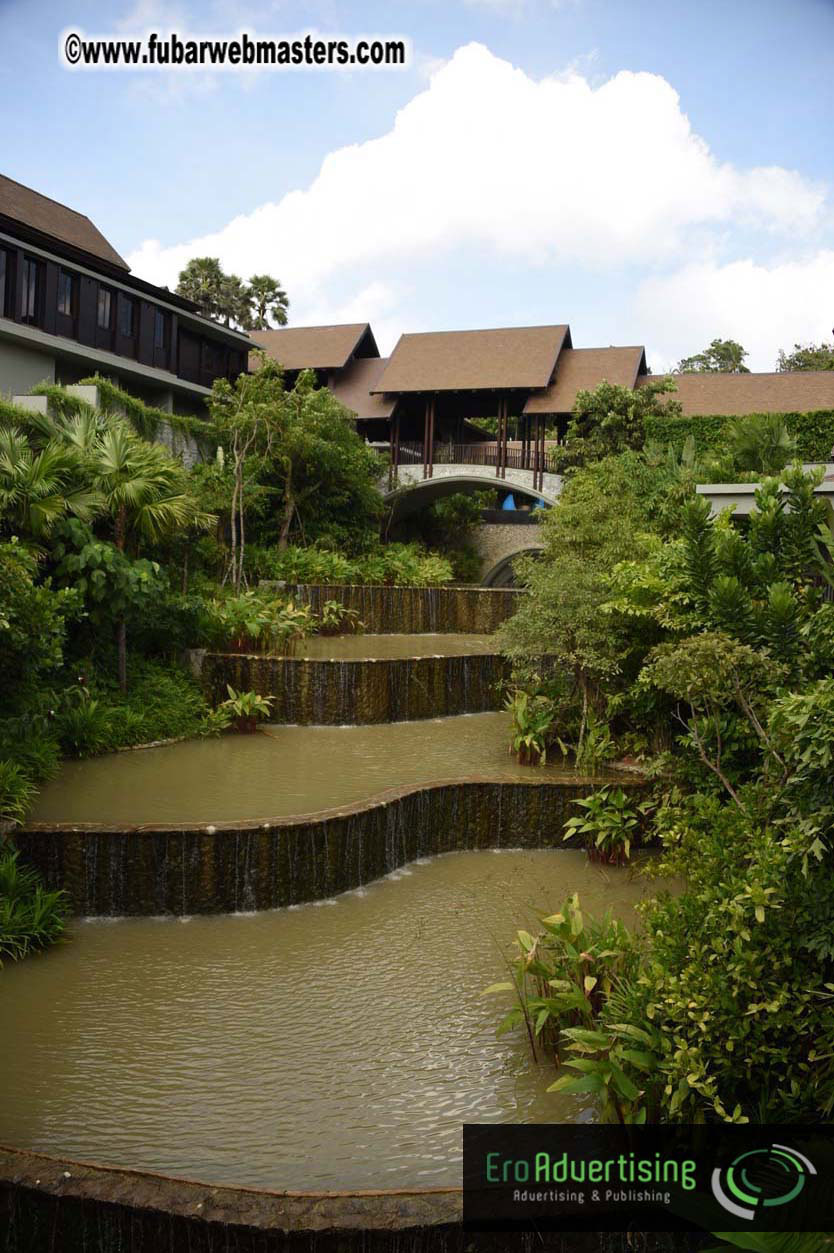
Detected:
left=176, top=259, right=290, bottom=331
left=675, top=338, right=750, bottom=374
left=557, top=378, right=681, bottom=470
left=776, top=339, right=834, bottom=372
left=89, top=424, right=213, bottom=688
left=218, top=272, right=253, bottom=330
left=175, top=257, right=225, bottom=321
left=0, top=539, right=77, bottom=714
left=497, top=453, right=669, bottom=753
left=247, top=274, right=289, bottom=329
left=208, top=358, right=285, bottom=591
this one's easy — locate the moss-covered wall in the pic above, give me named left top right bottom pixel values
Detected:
left=282, top=584, right=521, bottom=634
left=202, top=652, right=510, bottom=723
left=14, top=778, right=641, bottom=917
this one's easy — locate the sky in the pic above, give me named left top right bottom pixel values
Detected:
left=1, top=0, right=834, bottom=371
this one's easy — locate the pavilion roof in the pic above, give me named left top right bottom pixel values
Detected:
left=328, top=357, right=397, bottom=419
left=524, top=346, right=646, bottom=414
left=249, top=323, right=378, bottom=372
left=372, top=325, right=570, bottom=394
left=640, top=370, right=834, bottom=416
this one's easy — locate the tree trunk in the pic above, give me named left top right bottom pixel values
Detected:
left=117, top=617, right=127, bottom=693
left=278, top=482, right=295, bottom=551
left=115, top=506, right=128, bottom=692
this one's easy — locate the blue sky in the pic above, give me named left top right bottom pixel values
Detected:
left=2, top=0, right=834, bottom=369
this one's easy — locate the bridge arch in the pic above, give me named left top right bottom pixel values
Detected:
left=382, top=465, right=562, bottom=519
left=480, top=543, right=545, bottom=588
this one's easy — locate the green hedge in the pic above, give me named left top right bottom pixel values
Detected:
left=645, top=409, right=834, bottom=462
left=27, top=376, right=216, bottom=454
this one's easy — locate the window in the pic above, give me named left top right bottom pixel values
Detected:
left=97, top=287, right=112, bottom=330
left=153, top=308, right=169, bottom=350
left=202, top=339, right=224, bottom=375
left=21, top=257, right=39, bottom=323
left=0, top=250, right=6, bottom=317
left=118, top=294, right=135, bottom=338
left=57, top=270, right=75, bottom=317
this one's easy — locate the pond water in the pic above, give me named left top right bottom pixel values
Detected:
left=288, top=632, right=499, bottom=659
left=0, top=849, right=665, bottom=1190
left=28, top=711, right=622, bottom=826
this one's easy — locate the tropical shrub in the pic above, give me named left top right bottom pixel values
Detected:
left=0, top=848, right=67, bottom=964
left=505, top=689, right=558, bottom=764
left=218, top=685, right=274, bottom=732
left=209, top=591, right=315, bottom=653
left=485, top=894, right=657, bottom=1123
left=317, top=600, right=363, bottom=635
left=261, top=542, right=454, bottom=587
left=563, top=786, right=651, bottom=864
left=0, top=761, right=37, bottom=826
left=55, top=693, right=114, bottom=758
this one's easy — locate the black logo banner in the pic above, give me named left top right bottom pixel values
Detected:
left=463, top=1124, right=834, bottom=1232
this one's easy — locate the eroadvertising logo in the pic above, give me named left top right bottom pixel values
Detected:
left=711, top=1143, right=816, bottom=1221
left=462, top=1124, right=834, bottom=1233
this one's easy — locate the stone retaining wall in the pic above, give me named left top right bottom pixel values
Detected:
left=14, top=777, right=641, bottom=917
left=278, top=584, right=520, bottom=634
left=0, top=1146, right=701, bottom=1252
left=202, top=651, right=509, bottom=723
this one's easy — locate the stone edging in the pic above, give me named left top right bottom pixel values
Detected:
left=0, top=1146, right=461, bottom=1233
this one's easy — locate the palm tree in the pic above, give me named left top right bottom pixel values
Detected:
left=176, top=257, right=225, bottom=320
left=729, top=413, right=797, bottom=475
left=0, top=427, right=101, bottom=539
left=247, top=274, right=289, bottom=329
left=89, top=422, right=213, bottom=689
left=218, top=273, right=253, bottom=329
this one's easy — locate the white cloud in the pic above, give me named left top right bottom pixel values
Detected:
left=127, top=42, right=828, bottom=337
left=634, top=253, right=834, bottom=373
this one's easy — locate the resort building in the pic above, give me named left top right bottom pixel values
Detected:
left=0, top=173, right=251, bottom=414
left=252, top=321, right=834, bottom=488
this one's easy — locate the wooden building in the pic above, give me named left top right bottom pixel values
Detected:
left=0, top=173, right=251, bottom=414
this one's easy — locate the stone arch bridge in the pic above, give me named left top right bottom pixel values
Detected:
left=380, top=459, right=559, bottom=586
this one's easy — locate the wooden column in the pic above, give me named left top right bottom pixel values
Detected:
left=496, top=394, right=509, bottom=480
left=538, top=417, right=546, bottom=492
left=423, top=395, right=436, bottom=480
left=388, top=410, right=400, bottom=490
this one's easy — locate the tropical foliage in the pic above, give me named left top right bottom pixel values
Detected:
left=496, top=427, right=834, bottom=1125
left=0, top=849, right=66, bottom=965
left=675, top=337, right=750, bottom=374
left=176, top=257, right=289, bottom=330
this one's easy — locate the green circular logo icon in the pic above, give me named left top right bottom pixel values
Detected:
left=711, top=1144, right=816, bottom=1221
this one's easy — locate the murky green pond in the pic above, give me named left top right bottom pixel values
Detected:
left=0, top=850, right=664, bottom=1190
left=28, top=712, right=620, bottom=826
left=289, top=632, right=499, bottom=659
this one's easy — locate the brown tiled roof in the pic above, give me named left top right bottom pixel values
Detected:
left=327, top=357, right=396, bottom=419
left=0, top=173, right=128, bottom=270
left=249, top=323, right=376, bottom=372
left=372, top=325, right=569, bottom=394
left=524, top=346, right=646, bottom=414
left=639, top=371, right=834, bottom=416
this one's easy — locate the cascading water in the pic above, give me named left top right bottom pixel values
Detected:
left=5, top=589, right=656, bottom=1252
